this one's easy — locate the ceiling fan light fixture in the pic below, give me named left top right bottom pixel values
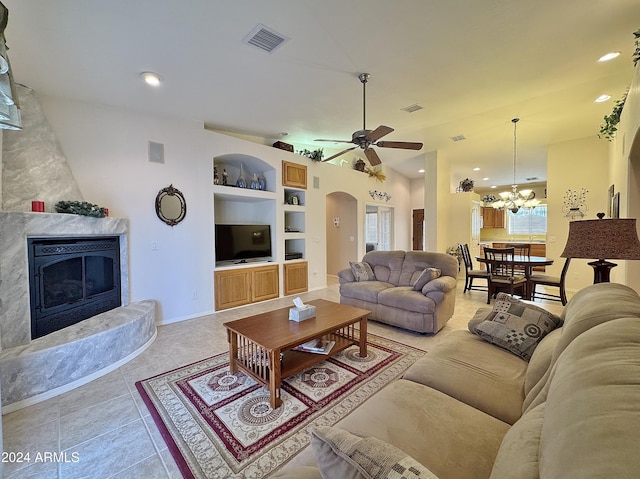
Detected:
left=315, top=73, right=422, bottom=167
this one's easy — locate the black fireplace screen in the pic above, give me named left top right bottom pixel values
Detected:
left=28, top=236, right=122, bottom=339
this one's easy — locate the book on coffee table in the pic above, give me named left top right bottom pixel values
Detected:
left=294, top=339, right=335, bottom=354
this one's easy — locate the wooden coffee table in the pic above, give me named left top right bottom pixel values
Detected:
left=224, top=299, right=370, bottom=408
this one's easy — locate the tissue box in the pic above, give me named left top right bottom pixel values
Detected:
left=289, top=305, right=316, bottom=322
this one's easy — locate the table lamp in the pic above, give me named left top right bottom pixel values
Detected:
left=561, top=213, right=640, bottom=283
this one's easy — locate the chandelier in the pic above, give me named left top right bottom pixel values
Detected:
left=491, top=118, right=540, bottom=213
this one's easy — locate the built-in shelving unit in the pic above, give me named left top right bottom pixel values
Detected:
left=283, top=187, right=306, bottom=260
left=211, top=155, right=309, bottom=310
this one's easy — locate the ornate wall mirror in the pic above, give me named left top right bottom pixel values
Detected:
left=155, top=184, right=187, bottom=226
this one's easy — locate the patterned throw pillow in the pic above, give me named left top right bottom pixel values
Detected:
left=349, top=261, right=376, bottom=282
left=471, top=293, right=562, bottom=361
left=311, top=426, right=439, bottom=479
left=412, top=268, right=441, bottom=291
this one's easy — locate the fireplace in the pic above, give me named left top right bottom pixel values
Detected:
left=27, top=236, right=122, bottom=339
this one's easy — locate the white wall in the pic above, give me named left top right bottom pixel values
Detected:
left=547, top=137, right=610, bottom=292
left=611, top=63, right=640, bottom=292
left=37, top=95, right=412, bottom=323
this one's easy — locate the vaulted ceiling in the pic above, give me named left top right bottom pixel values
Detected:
left=3, top=0, right=638, bottom=187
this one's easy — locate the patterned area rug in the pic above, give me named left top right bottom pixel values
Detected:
left=136, top=333, right=425, bottom=478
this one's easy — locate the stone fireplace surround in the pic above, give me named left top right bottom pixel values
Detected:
left=0, top=212, right=156, bottom=412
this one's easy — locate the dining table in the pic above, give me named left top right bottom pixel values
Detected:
left=475, top=255, right=554, bottom=300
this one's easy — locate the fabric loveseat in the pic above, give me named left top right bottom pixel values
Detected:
left=274, top=282, right=640, bottom=479
left=337, top=250, right=458, bottom=334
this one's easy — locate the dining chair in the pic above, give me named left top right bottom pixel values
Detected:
left=529, top=257, right=571, bottom=305
left=484, top=246, right=527, bottom=304
left=459, top=243, right=488, bottom=293
left=504, top=243, right=530, bottom=274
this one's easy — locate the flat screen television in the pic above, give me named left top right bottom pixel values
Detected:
left=215, top=224, right=272, bottom=264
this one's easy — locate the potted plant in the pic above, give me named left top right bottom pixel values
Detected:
left=364, top=166, right=386, bottom=182
left=298, top=148, right=324, bottom=161
left=458, top=178, right=474, bottom=192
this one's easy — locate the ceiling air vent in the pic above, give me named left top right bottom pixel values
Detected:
left=242, top=24, right=289, bottom=54
left=401, top=104, right=423, bottom=113
left=450, top=134, right=466, bottom=142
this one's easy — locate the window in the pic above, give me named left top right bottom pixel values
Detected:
left=365, top=205, right=394, bottom=251
left=507, top=205, right=547, bottom=235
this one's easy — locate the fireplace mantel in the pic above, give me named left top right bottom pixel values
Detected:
left=0, top=211, right=129, bottom=349
left=0, top=212, right=156, bottom=412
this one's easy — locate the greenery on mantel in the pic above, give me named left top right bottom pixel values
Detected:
left=599, top=92, right=627, bottom=141
left=55, top=200, right=107, bottom=217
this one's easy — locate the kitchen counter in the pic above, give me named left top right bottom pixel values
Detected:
left=480, top=240, right=546, bottom=244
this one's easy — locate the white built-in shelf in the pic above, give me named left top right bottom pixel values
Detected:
left=213, top=185, right=276, bottom=202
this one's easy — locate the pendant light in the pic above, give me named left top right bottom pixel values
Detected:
left=491, top=118, right=540, bottom=213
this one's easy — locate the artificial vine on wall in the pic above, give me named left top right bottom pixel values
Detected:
left=597, top=27, right=639, bottom=141
left=599, top=92, right=627, bottom=141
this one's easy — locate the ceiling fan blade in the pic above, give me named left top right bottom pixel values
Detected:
left=322, top=146, right=356, bottom=162
left=364, top=148, right=382, bottom=166
left=367, top=125, right=394, bottom=142
left=376, top=140, right=423, bottom=150
left=315, top=138, right=354, bottom=144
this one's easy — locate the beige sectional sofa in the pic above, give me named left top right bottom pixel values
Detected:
left=274, top=282, right=640, bottom=478
left=338, top=250, right=458, bottom=334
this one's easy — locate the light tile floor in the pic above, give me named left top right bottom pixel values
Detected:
left=1, top=278, right=565, bottom=478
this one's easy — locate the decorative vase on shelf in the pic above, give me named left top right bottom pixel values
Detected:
left=236, top=164, right=248, bottom=188
left=257, top=172, right=266, bottom=191
left=249, top=173, right=259, bottom=189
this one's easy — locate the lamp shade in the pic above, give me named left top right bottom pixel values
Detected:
left=561, top=218, right=640, bottom=261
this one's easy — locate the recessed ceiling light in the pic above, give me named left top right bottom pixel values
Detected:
left=473, top=167, right=480, bottom=171
left=594, top=94, right=611, bottom=103
left=490, top=185, right=497, bottom=189
left=598, top=51, right=621, bottom=62
left=140, top=72, right=162, bottom=86
left=418, top=168, right=425, bottom=173
left=482, top=177, right=490, bottom=181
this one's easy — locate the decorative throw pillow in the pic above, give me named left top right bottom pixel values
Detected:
left=470, top=293, right=562, bottom=361
left=349, top=261, right=376, bottom=282
left=412, top=268, right=441, bottom=291
left=310, top=426, right=439, bottom=479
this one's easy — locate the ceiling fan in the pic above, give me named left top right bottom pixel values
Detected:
left=315, top=73, right=423, bottom=166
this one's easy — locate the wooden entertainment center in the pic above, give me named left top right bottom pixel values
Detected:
left=213, top=156, right=309, bottom=310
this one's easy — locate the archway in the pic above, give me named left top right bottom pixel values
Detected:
left=326, top=192, right=358, bottom=279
